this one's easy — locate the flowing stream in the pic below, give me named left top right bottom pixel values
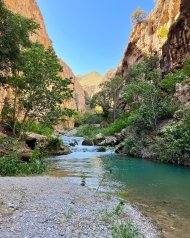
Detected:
left=50, top=136, right=190, bottom=238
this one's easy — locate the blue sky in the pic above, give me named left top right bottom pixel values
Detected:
left=36, top=0, right=154, bottom=75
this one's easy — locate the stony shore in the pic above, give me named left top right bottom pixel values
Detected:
left=0, top=176, right=161, bottom=238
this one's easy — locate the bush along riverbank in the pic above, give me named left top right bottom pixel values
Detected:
left=0, top=1, right=74, bottom=176
left=0, top=122, right=71, bottom=176
left=76, top=57, right=190, bottom=166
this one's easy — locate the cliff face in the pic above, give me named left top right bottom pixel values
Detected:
left=2, top=0, right=85, bottom=128
left=102, top=69, right=116, bottom=82
left=4, top=0, right=51, bottom=48
left=117, top=0, right=181, bottom=78
left=161, top=0, right=190, bottom=73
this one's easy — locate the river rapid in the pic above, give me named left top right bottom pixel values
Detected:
left=50, top=136, right=190, bottom=238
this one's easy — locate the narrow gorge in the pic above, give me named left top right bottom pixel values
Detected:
left=0, top=0, right=190, bottom=238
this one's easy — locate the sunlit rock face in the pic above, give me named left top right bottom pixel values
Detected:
left=2, top=0, right=86, bottom=128
left=77, top=70, right=116, bottom=98
left=161, top=0, right=190, bottom=73
left=4, top=0, right=52, bottom=48
left=116, top=0, right=181, bottom=78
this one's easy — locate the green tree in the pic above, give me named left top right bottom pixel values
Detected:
left=0, top=0, right=38, bottom=83
left=8, top=43, right=73, bottom=135
left=124, top=57, right=176, bottom=132
left=91, top=76, right=123, bottom=121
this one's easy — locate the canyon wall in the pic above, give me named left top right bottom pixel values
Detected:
left=117, top=0, right=181, bottom=78
left=161, top=0, right=190, bottom=73
left=2, top=0, right=86, bottom=128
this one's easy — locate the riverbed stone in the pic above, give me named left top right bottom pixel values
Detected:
left=25, top=132, right=49, bottom=149
left=98, top=136, right=117, bottom=146
left=115, top=142, right=125, bottom=154
left=82, top=138, right=94, bottom=146
left=93, top=133, right=105, bottom=145
left=0, top=177, right=161, bottom=238
left=97, top=147, right=106, bottom=152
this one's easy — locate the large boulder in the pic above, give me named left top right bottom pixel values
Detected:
left=18, top=147, right=33, bottom=161
left=52, top=144, right=72, bottom=156
left=97, top=147, right=106, bottom=152
left=25, top=132, right=48, bottom=150
left=98, top=136, right=117, bottom=146
left=82, top=138, right=94, bottom=146
left=115, top=142, right=125, bottom=154
left=173, top=110, right=184, bottom=121
left=115, top=127, right=131, bottom=142
left=93, top=133, right=105, bottom=145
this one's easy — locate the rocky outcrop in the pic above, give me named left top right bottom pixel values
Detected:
left=175, top=79, right=190, bottom=108
left=161, top=0, right=190, bottom=73
left=117, top=0, right=181, bottom=78
left=102, top=69, right=116, bottom=82
left=82, top=138, right=94, bottom=146
left=2, top=0, right=86, bottom=128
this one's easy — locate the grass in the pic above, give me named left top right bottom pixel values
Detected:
left=24, top=121, right=53, bottom=138
left=76, top=118, right=129, bottom=138
left=112, top=222, right=144, bottom=238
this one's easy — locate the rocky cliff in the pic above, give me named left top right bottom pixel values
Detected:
left=161, top=0, right=190, bottom=73
left=2, top=0, right=85, bottom=128
left=117, top=0, right=181, bottom=78
left=102, top=69, right=116, bottom=82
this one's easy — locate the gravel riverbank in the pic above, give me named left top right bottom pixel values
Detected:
left=0, top=176, right=161, bottom=238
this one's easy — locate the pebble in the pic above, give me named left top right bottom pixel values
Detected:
left=0, top=176, right=161, bottom=238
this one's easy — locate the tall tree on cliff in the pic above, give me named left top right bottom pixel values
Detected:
left=0, top=0, right=38, bottom=83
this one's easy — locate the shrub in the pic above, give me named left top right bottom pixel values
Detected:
left=102, top=118, right=129, bottom=136
left=25, top=121, right=53, bottom=138
left=0, top=146, right=47, bottom=176
left=112, top=222, right=144, bottom=238
left=160, top=71, right=186, bottom=93
left=75, top=125, right=100, bottom=138
left=153, top=115, right=190, bottom=164
left=183, top=59, right=190, bottom=76
left=157, top=26, right=168, bottom=38
left=83, top=112, right=104, bottom=125
left=46, top=137, right=63, bottom=152
left=76, top=118, right=129, bottom=138
left=124, top=135, right=145, bottom=156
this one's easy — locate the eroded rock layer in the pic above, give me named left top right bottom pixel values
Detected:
left=117, top=0, right=181, bottom=78
left=161, top=0, right=190, bottom=73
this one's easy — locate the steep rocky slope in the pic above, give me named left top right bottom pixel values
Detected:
left=77, top=70, right=116, bottom=98
left=2, top=0, right=85, bottom=128
left=117, top=0, right=181, bottom=78
left=161, top=0, right=190, bottom=73
left=102, top=69, right=116, bottom=82
left=77, top=72, right=103, bottom=98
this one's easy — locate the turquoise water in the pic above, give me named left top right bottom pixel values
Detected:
left=52, top=136, right=190, bottom=238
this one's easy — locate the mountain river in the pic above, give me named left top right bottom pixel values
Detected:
left=50, top=136, right=190, bottom=238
